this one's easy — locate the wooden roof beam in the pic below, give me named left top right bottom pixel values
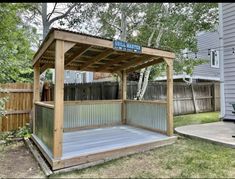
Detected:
left=33, top=33, right=55, bottom=66
left=79, top=48, right=113, bottom=70
left=65, top=44, right=91, bottom=66
left=126, top=57, right=164, bottom=73
left=96, top=53, right=136, bottom=72
left=111, top=55, right=152, bottom=72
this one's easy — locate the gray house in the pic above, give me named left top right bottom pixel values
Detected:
left=219, top=3, right=235, bottom=121
left=155, top=29, right=220, bottom=82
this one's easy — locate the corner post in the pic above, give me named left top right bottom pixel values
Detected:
left=165, top=58, right=173, bottom=136
left=53, top=39, right=64, bottom=159
left=33, top=63, right=40, bottom=134
left=121, top=70, right=127, bottom=124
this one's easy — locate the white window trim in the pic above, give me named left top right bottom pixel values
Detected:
left=210, top=49, right=219, bottom=68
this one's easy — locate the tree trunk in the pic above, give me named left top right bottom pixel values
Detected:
left=136, top=27, right=164, bottom=100
left=136, top=68, right=145, bottom=99
left=120, top=3, right=127, bottom=41
left=42, top=3, right=50, bottom=39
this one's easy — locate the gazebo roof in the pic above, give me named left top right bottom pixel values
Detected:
left=33, top=28, right=175, bottom=73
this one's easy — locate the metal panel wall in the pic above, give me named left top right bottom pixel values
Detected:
left=35, top=105, right=54, bottom=153
left=64, top=102, right=122, bottom=129
left=126, top=101, right=167, bottom=132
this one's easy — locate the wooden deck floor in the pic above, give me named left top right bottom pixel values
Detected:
left=62, top=126, right=169, bottom=159
left=32, top=125, right=177, bottom=170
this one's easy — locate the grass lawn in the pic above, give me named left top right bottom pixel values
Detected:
left=174, top=112, right=220, bottom=128
left=50, top=112, right=235, bottom=178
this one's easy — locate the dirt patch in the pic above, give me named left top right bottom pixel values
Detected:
left=0, top=141, right=45, bottom=178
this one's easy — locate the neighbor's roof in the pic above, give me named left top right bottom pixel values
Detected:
left=33, top=28, right=175, bottom=73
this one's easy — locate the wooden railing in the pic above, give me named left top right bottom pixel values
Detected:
left=125, top=100, right=167, bottom=134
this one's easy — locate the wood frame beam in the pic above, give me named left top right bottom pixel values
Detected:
left=53, top=40, right=64, bottom=159
left=121, top=70, right=127, bottom=124
left=112, top=55, right=152, bottom=72
left=33, top=34, right=55, bottom=66
left=79, top=49, right=113, bottom=70
left=96, top=53, right=135, bottom=72
left=65, top=44, right=91, bottom=66
left=54, top=30, right=175, bottom=59
left=33, top=63, right=40, bottom=134
left=126, top=57, right=164, bottom=73
left=164, top=58, right=174, bottom=136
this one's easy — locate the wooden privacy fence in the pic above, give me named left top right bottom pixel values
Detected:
left=48, top=81, right=220, bottom=116
left=0, top=83, right=33, bottom=132
left=0, top=81, right=220, bottom=132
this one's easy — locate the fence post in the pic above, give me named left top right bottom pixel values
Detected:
left=191, top=84, right=199, bottom=113
left=213, top=82, right=216, bottom=111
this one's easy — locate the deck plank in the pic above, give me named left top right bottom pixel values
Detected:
left=62, top=126, right=168, bottom=159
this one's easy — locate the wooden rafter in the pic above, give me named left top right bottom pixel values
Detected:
left=96, top=53, right=136, bottom=72
left=126, top=57, right=164, bottom=73
left=79, top=49, right=113, bottom=70
left=65, top=45, right=91, bottom=66
left=111, top=55, right=152, bottom=72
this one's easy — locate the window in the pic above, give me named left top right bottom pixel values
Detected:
left=211, top=49, right=219, bottom=68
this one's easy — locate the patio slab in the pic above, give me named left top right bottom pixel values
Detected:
left=175, top=121, right=235, bottom=148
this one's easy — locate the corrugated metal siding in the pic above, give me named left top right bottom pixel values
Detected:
left=126, top=102, right=167, bottom=132
left=35, top=105, right=54, bottom=153
left=222, top=3, right=235, bottom=120
left=193, top=31, right=220, bottom=79
left=64, top=102, right=122, bottom=128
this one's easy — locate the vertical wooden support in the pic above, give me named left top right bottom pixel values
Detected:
left=165, top=58, right=173, bottom=136
left=121, top=70, right=127, bottom=124
left=213, top=82, right=216, bottom=111
left=33, top=63, right=40, bottom=134
left=53, top=40, right=64, bottom=159
left=191, top=84, right=199, bottom=113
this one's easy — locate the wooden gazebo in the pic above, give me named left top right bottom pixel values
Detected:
left=32, top=28, right=176, bottom=171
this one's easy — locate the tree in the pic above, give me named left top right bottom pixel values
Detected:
left=0, top=3, right=38, bottom=83
left=131, top=3, right=218, bottom=99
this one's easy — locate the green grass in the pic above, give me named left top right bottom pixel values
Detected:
left=50, top=137, right=235, bottom=178
left=174, top=112, right=220, bottom=128
left=49, top=112, right=235, bottom=178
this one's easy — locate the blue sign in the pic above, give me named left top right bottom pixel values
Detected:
left=113, top=40, right=142, bottom=53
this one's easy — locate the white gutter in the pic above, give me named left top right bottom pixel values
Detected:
left=219, top=3, right=225, bottom=119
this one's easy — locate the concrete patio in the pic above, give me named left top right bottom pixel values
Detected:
left=175, top=121, right=235, bottom=148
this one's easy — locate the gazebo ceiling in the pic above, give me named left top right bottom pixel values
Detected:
left=33, top=28, right=175, bottom=73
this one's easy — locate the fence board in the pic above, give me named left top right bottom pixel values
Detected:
left=0, top=83, right=33, bottom=132
left=49, top=81, right=220, bottom=116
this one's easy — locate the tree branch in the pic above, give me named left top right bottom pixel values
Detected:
left=47, top=3, right=57, bottom=21
left=48, top=3, right=77, bottom=25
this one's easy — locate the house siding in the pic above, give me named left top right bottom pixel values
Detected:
left=192, top=31, right=220, bottom=79
left=222, top=3, right=235, bottom=120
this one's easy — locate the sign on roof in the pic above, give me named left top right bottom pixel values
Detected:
left=113, top=40, right=142, bottom=53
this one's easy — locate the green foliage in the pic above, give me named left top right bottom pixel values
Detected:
left=97, top=3, right=218, bottom=78
left=174, top=55, right=207, bottom=75
left=0, top=3, right=38, bottom=83
left=14, top=124, right=31, bottom=139
left=0, top=123, right=31, bottom=145
left=45, top=69, right=53, bottom=82
left=0, top=88, right=9, bottom=118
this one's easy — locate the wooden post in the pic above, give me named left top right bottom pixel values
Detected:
left=121, top=70, right=127, bottom=124
left=33, top=63, right=40, bottom=134
left=213, top=82, right=216, bottom=111
left=53, top=40, right=64, bottom=159
left=191, top=84, right=199, bottom=113
left=165, top=58, right=173, bottom=136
